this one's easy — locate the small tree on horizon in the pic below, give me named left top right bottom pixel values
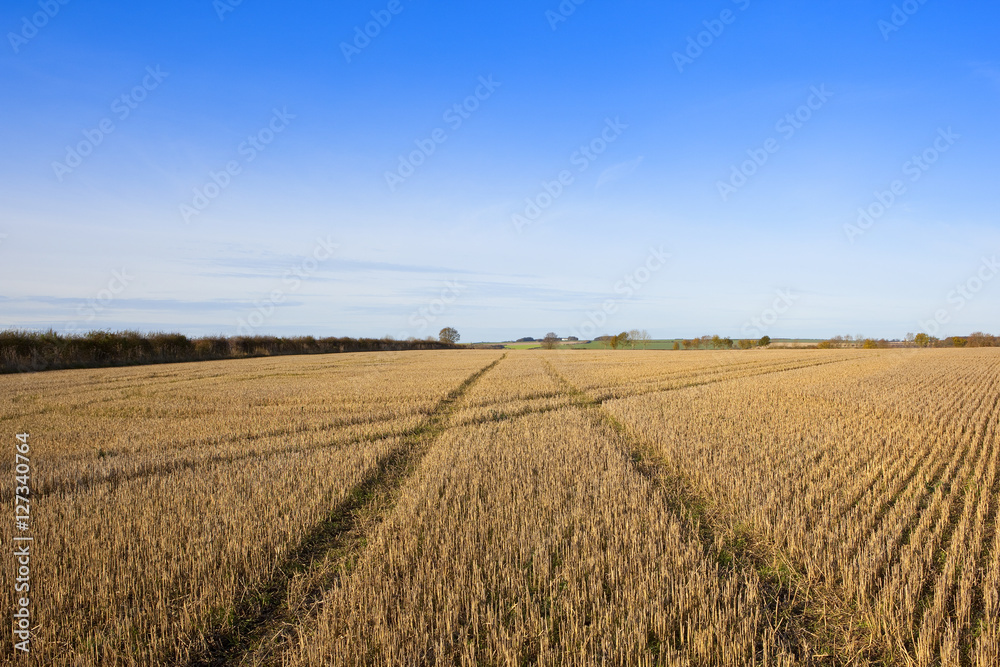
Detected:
left=609, top=331, right=630, bottom=349
left=439, top=327, right=460, bottom=344
left=637, top=329, right=651, bottom=349
left=758, top=335, right=771, bottom=347
left=541, top=332, right=559, bottom=349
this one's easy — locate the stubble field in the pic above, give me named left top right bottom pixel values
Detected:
left=2, top=348, right=998, bottom=666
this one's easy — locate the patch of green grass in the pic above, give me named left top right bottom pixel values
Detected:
left=760, top=561, right=795, bottom=587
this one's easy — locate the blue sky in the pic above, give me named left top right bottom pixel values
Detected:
left=1, top=0, right=998, bottom=342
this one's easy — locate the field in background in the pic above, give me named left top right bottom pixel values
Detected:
left=2, top=348, right=998, bottom=665
left=497, top=339, right=824, bottom=349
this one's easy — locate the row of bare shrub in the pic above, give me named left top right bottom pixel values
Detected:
left=0, top=329, right=459, bottom=374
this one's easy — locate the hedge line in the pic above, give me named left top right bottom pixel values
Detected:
left=0, top=330, right=460, bottom=374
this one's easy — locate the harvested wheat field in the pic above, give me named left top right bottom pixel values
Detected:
left=2, top=348, right=998, bottom=666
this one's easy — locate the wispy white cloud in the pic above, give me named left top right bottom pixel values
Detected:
left=595, top=156, right=643, bottom=189
left=970, top=61, right=1000, bottom=88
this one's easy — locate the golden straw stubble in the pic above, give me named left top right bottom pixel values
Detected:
left=2, top=348, right=996, bottom=665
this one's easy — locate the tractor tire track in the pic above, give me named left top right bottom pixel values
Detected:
left=184, top=354, right=505, bottom=666
left=541, top=358, right=881, bottom=665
